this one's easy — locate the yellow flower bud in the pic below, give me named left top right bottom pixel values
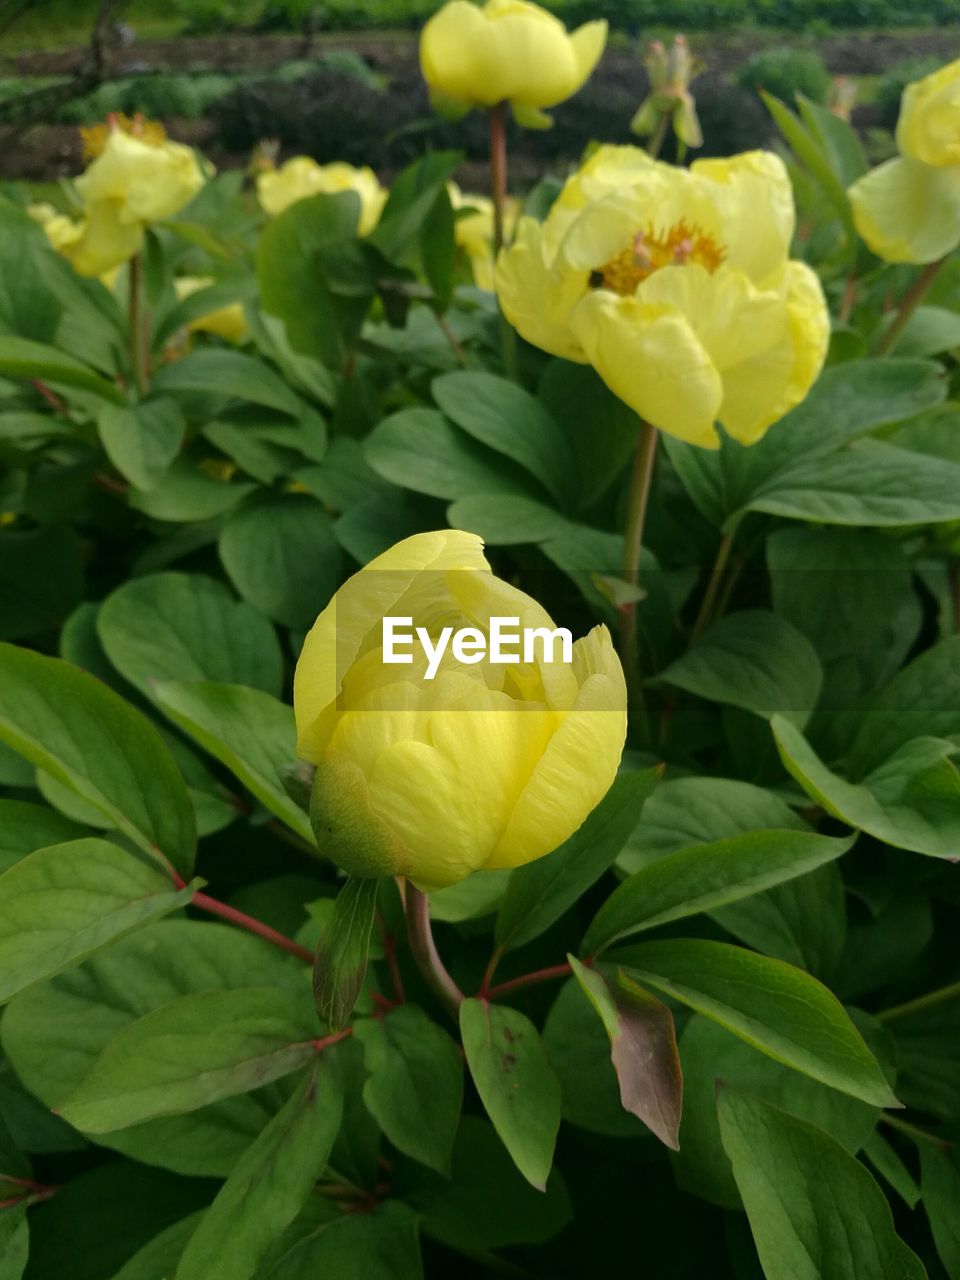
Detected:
left=496, top=146, right=829, bottom=449
left=420, top=0, right=606, bottom=128
left=77, top=129, right=206, bottom=226
left=448, top=181, right=518, bottom=289
left=174, top=276, right=249, bottom=344
left=848, top=58, right=960, bottom=264
left=293, top=530, right=627, bottom=890
left=256, top=158, right=386, bottom=235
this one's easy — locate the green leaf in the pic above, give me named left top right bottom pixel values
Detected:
left=0, top=199, right=61, bottom=342
left=762, top=91, right=857, bottom=242
left=584, top=828, right=853, bottom=954
left=313, top=877, right=379, bottom=1031
left=718, top=1090, right=926, bottom=1280
left=0, top=644, right=196, bottom=877
left=496, top=768, right=660, bottom=954
left=885, top=304, right=960, bottom=357
left=265, top=1200, right=423, bottom=1280
left=459, top=998, right=562, bottom=1190
left=657, top=610, right=823, bottom=727
left=58, top=987, right=317, bottom=1134
left=568, top=957, right=682, bottom=1149
left=920, top=1144, right=960, bottom=1277
left=447, top=492, right=569, bottom=545
left=257, top=191, right=372, bottom=368
left=0, top=838, right=194, bottom=1005
left=773, top=716, right=960, bottom=859
left=365, top=407, right=531, bottom=500
left=675, top=1013, right=886, bottom=1208
left=745, top=440, right=960, bottom=527
left=175, top=1063, right=343, bottom=1280
left=152, top=681, right=313, bottom=844
left=355, top=1004, right=463, bottom=1173
left=863, top=1131, right=921, bottom=1209
left=796, top=92, right=867, bottom=185
left=615, top=938, right=896, bottom=1106
left=432, top=371, right=576, bottom=507
left=2, top=921, right=306, bottom=1178
left=0, top=335, right=125, bottom=404
left=0, top=524, right=85, bottom=643
left=108, top=1213, right=203, bottom=1280
left=421, top=1115, right=571, bottom=1251
left=219, top=493, right=341, bottom=628
left=0, top=799, right=87, bottom=874
left=127, top=459, right=256, bottom=523
left=98, top=572, right=283, bottom=699
left=97, top=397, right=184, bottom=491
left=369, top=151, right=461, bottom=264
left=151, top=350, right=302, bottom=416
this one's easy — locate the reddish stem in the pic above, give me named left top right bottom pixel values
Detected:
left=376, top=911, right=406, bottom=1005
left=30, top=379, right=67, bottom=415
left=312, top=1028, right=353, bottom=1053
left=486, top=960, right=574, bottom=1000
left=171, top=874, right=314, bottom=965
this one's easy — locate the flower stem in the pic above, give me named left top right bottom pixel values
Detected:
left=173, top=878, right=314, bottom=965
left=128, top=252, right=150, bottom=395
left=689, top=528, right=735, bottom=645
left=647, top=112, right=670, bottom=159
left=404, top=882, right=463, bottom=1023
left=489, top=100, right=517, bottom=380
left=873, top=256, right=947, bottom=357
left=877, top=979, right=960, bottom=1024
left=880, top=1113, right=951, bottom=1151
left=486, top=960, right=574, bottom=1000
left=620, top=419, right=658, bottom=739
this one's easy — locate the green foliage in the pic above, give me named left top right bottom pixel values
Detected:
left=737, top=47, right=832, bottom=105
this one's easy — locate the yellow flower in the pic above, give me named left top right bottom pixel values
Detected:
left=77, top=128, right=206, bottom=226
left=174, top=277, right=248, bottom=343
left=420, top=0, right=606, bottom=128
left=448, top=182, right=517, bottom=289
left=256, top=158, right=386, bottom=235
left=293, top=529, right=627, bottom=890
left=496, top=145, right=829, bottom=449
left=848, top=58, right=960, bottom=264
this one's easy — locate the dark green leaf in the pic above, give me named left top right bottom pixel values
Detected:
left=313, top=877, right=379, bottom=1032
left=98, top=397, right=184, bottom=491
left=0, top=335, right=125, bottom=404
left=920, top=1144, right=960, bottom=1277
left=0, top=798, right=87, bottom=874
left=152, top=350, right=302, bottom=416
left=265, top=1200, right=423, bottom=1280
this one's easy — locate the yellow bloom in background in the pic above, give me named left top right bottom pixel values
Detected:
left=28, top=198, right=142, bottom=280
left=448, top=181, right=518, bottom=289
left=174, top=277, right=248, bottom=343
left=496, top=145, right=829, bottom=449
left=294, top=529, right=627, bottom=890
left=256, top=157, right=386, bottom=235
left=848, top=57, right=960, bottom=264
left=420, top=0, right=607, bottom=128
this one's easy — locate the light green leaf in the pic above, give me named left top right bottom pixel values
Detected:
left=265, top=1199, right=423, bottom=1280
left=495, top=769, right=659, bottom=954
left=0, top=335, right=125, bottom=404
left=0, top=838, right=194, bottom=1005
left=151, top=349, right=302, bottom=416
left=175, top=1063, right=343, bottom=1280
left=0, top=645, right=196, bottom=877
left=152, top=681, right=313, bottom=845
left=460, top=998, right=562, bottom=1191
left=584, top=828, right=853, bottom=954
left=718, top=1090, right=926, bottom=1280
left=97, top=397, right=184, bottom=491
left=355, top=1004, right=463, bottom=1173
left=58, top=987, right=317, bottom=1134
left=127, top=459, right=256, bottom=523
left=615, top=938, right=896, bottom=1106
left=98, top=572, right=283, bottom=698
left=657, top=610, right=822, bottom=727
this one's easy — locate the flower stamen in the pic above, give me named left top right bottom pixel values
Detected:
left=590, top=218, right=726, bottom=295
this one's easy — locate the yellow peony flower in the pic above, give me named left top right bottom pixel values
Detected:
left=496, top=145, right=829, bottom=449
left=420, top=0, right=607, bottom=128
left=174, top=276, right=248, bottom=343
left=294, top=529, right=627, bottom=890
left=77, top=128, right=206, bottom=227
left=256, top=157, right=386, bottom=235
left=448, top=182, right=518, bottom=289
left=28, top=199, right=142, bottom=280
left=848, top=58, right=960, bottom=264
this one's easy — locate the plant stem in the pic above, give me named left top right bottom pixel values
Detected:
left=647, top=112, right=669, bottom=159
left=435, top=310, right=469, bottom=368
left=404, top=882, right=463, bottom=1023
left=176, top=880, right=314, bottom=965
left=128, top=252, right=150, bottom=395
left=877, top=979, right=960, bottom=1024
left=486, top=960, right=573, bottom=1000
left=873, top=256, right=947, bottom=357
left=880, top=1114, right=951, bottom=1151
left=489, top=100, right=517, bottom=380
left=689, top=528, right=735, bottom=645
left=620, top=420, right=658, bottom=739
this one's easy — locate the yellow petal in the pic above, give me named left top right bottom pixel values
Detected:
left=60, top=199, right=144, bottom=278
left=496, top=216, right=588, bottom=361
left=256, top=158, right=385, bottom=233
left=488, top=626, right=626, bottom=870
left=568, top=287, right=723, bottom=447
left=690, top=150, right=795, bottom=284
left=896, top=57, right=960, bottom=167
left=569, top=20, right=608, bottom=87
left=77, top=130, right=205, bottom=225
left=849, top=155, right=960, bottom=264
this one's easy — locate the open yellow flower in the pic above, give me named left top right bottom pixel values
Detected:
left=256, top=158, right=386, bottom=235
left=420, top=0, right=606, bottom=128
left=448, top=182, right=518, bottom=289
left=848, top=58, right=960, bottom=264
left=28, top=199, right=142, bottom=280
left=496, top=145, right=829, bottom=449
left=294, top=530, right=627, bottom=890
